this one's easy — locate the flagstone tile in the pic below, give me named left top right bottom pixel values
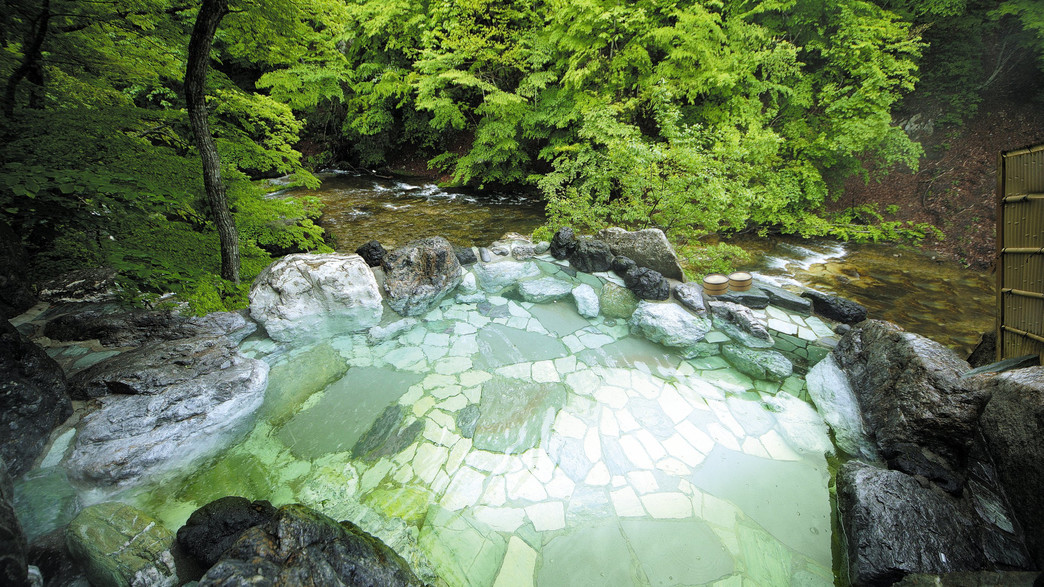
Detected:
left=584, top=462, right=611, bottom=486
left=525, top=501, right=566, bottom=532
left=610, top=486, right=646, bottom=517
left=641, top=492, right=693, bottom=519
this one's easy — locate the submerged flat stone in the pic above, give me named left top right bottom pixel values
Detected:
left=516, top=277, right=574, bottom=303
left=472, top=376, right=567, bottom=454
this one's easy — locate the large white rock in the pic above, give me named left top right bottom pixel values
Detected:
left=249, top=253, right=383, bottom=342
left=805, top=354, right=878, bottom=460
left=628, top=301, right=711, bottom=348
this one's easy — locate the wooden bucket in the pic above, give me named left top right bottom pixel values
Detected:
left=703, top=273, right=729, bottom=295
left=728, top=271, right=753, bottom=292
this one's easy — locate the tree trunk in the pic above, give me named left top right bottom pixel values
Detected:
left=3, top=0, right=51, bottom=117
left=185, top=0, right=239, bottom=284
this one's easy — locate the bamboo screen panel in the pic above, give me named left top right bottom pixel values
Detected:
left=997, top=144, right=1044, bottom=362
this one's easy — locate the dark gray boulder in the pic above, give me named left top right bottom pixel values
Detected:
left=757, top=282, right=812, bottom=315
left=709, top=301, right=773, bottom=348
left=0, top=460, right=30, bottom=587
left=0, top=320, right=72, bottom=476
left=713, top=287, right=770, bottom=309
left=198, top=504, right=427, bottom=587
left=623, top=267, right=669, bottom=301
left=177, top=496, right=277, bottom=569
left=595, top=227, right=685, bottom=281
left=454, top=245, right=478, bottom=266
left=64, top=335, right=268, bottom=485
left=0, top=221, right=35, bottom=320
left=569, top=239, right=613, bottom=273
left=673, top=282, right=707, bottom=315
left=894, top=572, right=1040, bottom=586
left=382, top=237, right=463, bottom=317
left=838, top=460, right=1031, bottom=586
left=43, top=306, right=255, bottom=348
left=355, top=240, right=387, bottom=267
left=832, top=320, right=987, bottom=491
left=549, top=227, right=577, bottom=260
left=979, top=367, right=1044, bottom=568
left=802, top=290, right=867, bottom=324
left=610, top=255, right=638, bottom=276
left=965, top=331, right=997, bottom=369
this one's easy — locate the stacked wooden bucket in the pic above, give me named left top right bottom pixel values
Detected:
left=702, top=272, right=752, bottom=296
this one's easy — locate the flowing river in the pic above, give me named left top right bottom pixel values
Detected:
left=13, top=174, right=996, bottom=586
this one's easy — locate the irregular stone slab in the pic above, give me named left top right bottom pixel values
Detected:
left=0, top=459, right=30, bottom=587
left=802, top=290, right=867, bottom=324
left=599, top=282, right=638, bottom=319
left=517, top=277, right=573, bottom=303
left=757, top=282, right=812, bottom=315
left=45, top=307, right=256, bottom=348
left=623, top=266, right=669, bottom=300
left=419, top=506, right=506, bottom=587
left=838, top=461, right=994, bottom=586
left=572, top=284, right=600, bottom=318
left=355, top=240, right=387, bottom=267
left=550, top=227, right=577, bottom=260
left=352, top=404, right=424, bottom=462
left=472, top=261, right=542, bottom=294
left=629, top=301, right=710, bottom=349
left=66, top=502, right=178, bottom=587
left=65, top=337, right=268, bottom=485
left=382, top=237, right=464, bottom=317
left=569, top=239, right=613, bottom=273
left=673, top=282, right=708, bottom=315
left=177, top=496, right=277, bottom=569
left=596, top=227, right=686, bottom=281
left=473, top=376, right=567, bottom=454
left=0, top=320, right=72, bottom=476
left=622, top=519, right=734, bottom=584
left=979, top=367, right=1044, bottom=568
left=805, top=355, right=878, bottom=460
left=199, top=504, right=425, bottom=586
left=249, top=253, right=382, bottom=342
left=722, top=345, right=793, bottom=382
left=832, top=320, right=986, bottom=491
left=709, top=301, right=773, bottom=348
left=472, top=323, right=569, bottom=370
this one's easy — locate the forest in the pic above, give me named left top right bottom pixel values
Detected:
left=1, top=0, right=1042, bottom=312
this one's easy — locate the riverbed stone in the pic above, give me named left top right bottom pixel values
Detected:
left=473, top=376, right=567, bottom=454
left=0, top=319, right=72, bottom=476
left=722, top=345, right=793, bottom=382
left=596, top=227, right=686, bottom=281
left=978, top=366, right=1044, bottom=568
left=623, top=266, right=670, bottom=300
left=473, top=261, right=543, bottom=293
left=249, top=253, right=383, bottom=342
left=709, top=301, right=773, bottom=348
left=802, top=290, right=867, bottom=324
left=65, top=336, right=269, bottom=485
left=199, top=504, right=425, bottom=587
left=599, top=282, right=638, bottom=319
left=176, top=496, right=277, bottom=569
left=569, top=239, right=613, bottom=273
left=832, top=320, right=986, bottom=491
left=66, top=501, right=178, bottom=587
left=382, top=237, right=464, bottom=317
left=629, top=301, right=711, bottom=349
left=517, top=277, right=573, bottom=303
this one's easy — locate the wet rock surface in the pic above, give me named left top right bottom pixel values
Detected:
left=383, top=237, right=464, bottom=317
left=38, top=267, right=121, bottom=305
left=629, top=301, right=711, bottom=349
left=0, top=319, right=72, bottom=476
left=43, top=306, right=255, bottom=348
left=596, top=227, right=685, bottom=281
left=198, top=504, right=427, bottom=587
left=65, top=335, right=268, bottom=485
left=721, top=345, right=793, bottom=382
left=355, top=239, right=387, bottom=267
left=0, top=460, right=30, bottom=587
left=66, top=502, right=178, bottom=587
left=623, top=267, right=670, bottom=301
left=832, top=320, right=986, bottom=488
left=709, top=301, right=773, bottom=348
left=177, top=496, right=277, bottom=569
left=568, top=239, right=613, bottom=273
left=978, top=366, right=1044, bottom=568
left=250, top=252, right=383, bottom=342
left=802, top=290, right=867, bottom=324
left=673, top=282, right=707, bottom=315
left=549, top=227, right=577, bottom=260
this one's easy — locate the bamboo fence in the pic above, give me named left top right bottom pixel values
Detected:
left=996, top=143, right=1044, bottom=363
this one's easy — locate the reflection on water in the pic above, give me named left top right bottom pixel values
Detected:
left=730, top=235, right=995, bottom=356
left=286, top=173, right=547, bottom=251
